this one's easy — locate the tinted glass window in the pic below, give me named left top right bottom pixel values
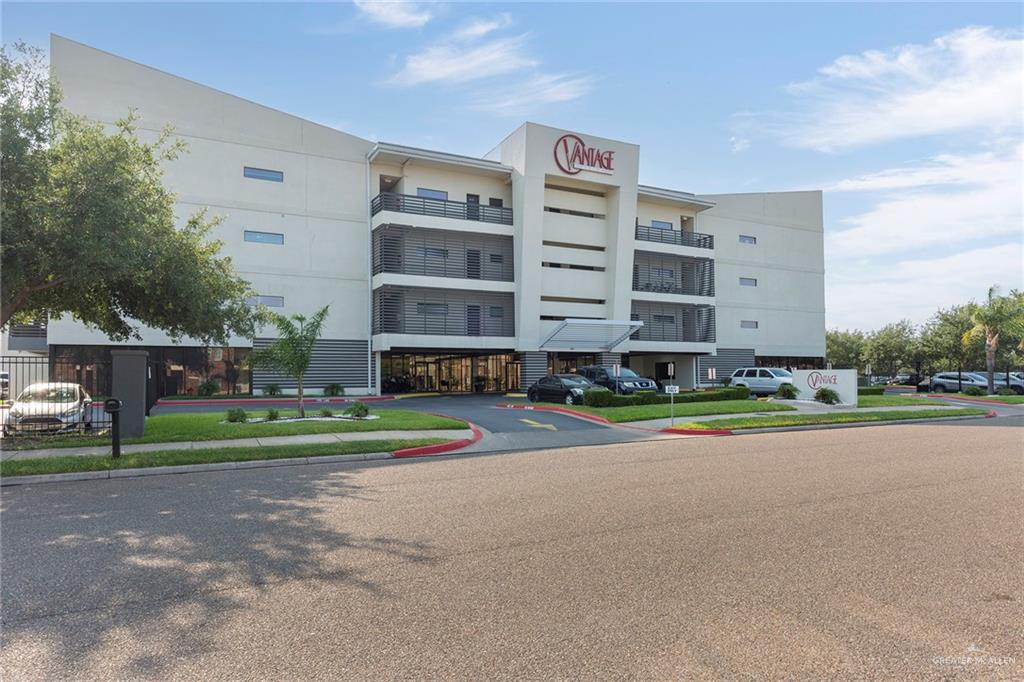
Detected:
left=739, top=277, right=758, bottom=287
left=244, top=230, right=284, bottom=245
left=416, top=188, right=448, bottom=200
left=758, top=369, right=773, bottom=378
left=744, top=369, right=758, bottom=378
left=771, top=369, right=792, bottom=377
left=244, top=167, right=283, bottom=182
left=651, top=219, right=673, bottom=229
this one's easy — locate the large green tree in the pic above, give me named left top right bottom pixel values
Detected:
left=962, top=287, right=1024, bottom=394
left=863, top=320, right=916, bottom=379
left=825, top=329, right=866, bottom=371
left=247, top=306, right=329, bottom=417
left=920, top=304, right=984, bottom=389
left=1, top=41, right=257, bottom=342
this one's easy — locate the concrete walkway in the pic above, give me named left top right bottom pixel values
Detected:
left=621, top=401, right=974, bottom=430
left=2, top=429, right=474, bottom=461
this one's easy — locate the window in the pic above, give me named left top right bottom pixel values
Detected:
left=466, top=194, right=480, bottom=204
left=739, top=277, right=758, bottom=287
left=244, top=230, right=284, bottom=245
left=743, top=369, right=758, bottom=378
left=489, top=306, right=504, bottom=318
left=739, top=234, right=757, bottom=245
left=245, top=295, right=284, bottom=307
left=652, top=267, right=675, bottom=279
left=416, top=303, right=448, bottom=315
left=243, top=167, right=283, bottom=182
left=416, top=188, right=448, bottom=200
left=758, top=369, right=773, bottom=378
left=489, top=198, right=504, bottom=207
left=540, top=296, right=606, bottom=304
left=651, top=219, right=673, bottom=230
left=415, top=246, right=449, bottom=259
left=652, top=314, right=676, bottom=324
left=740, top=320, right=759, bottom=329
left=489, top=254, right=504, bottom=264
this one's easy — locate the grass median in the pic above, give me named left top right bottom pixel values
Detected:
left=3, top=409, right=466, bottom=451
left=670, top=407, right=989, bottom=431
left=538, top=399, right=796, bottom=423
left=856, top=395, right=943, bottom=407
left=951, top=394, right=1024, bottom=404
left=1, top=438, right=447, bottom=477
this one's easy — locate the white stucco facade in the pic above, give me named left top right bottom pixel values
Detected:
left=40, top=35, right=825, bottom=396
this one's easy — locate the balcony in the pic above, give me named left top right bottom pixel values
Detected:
left=373, top=225, right=514, bottom=282
left=6, top=321, right=47, bottom=353
left=632, top=252, right=715, bottom=297
left=373, top=286, right=515, bottom=337
left=630, top=302, right=716, bottom=344
left=635, top=224, right=713, bottom=249
left=371, top=192, right=513, bottom=226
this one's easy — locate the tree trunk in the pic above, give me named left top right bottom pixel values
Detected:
left=297, top=376, right=305, bottom=418
left=986, top=334, right=996, bottom=395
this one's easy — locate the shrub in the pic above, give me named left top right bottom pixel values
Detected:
left=323, top=383, right=345, bottom=397
left=857, top=387, right=884, bottom=396
left=727, top=386, right=751, bottom=400
left=265, top=408, right=279, bottom=421
left=962, top=385, right=986, bottom=396
left=635, top=390, right=661, bottom=405
left=814, top=387, right=841, bottom=405
left=196, top=378, right=220, bottom=397
left=319, top=407, right=334, bottom=417
left=344, top=401, right=370, bottom=418
left=226, top=408, right=248, bottom=423
left=996, top=387, right=1017, bottom=396
left=776, top=383, right=800, bottom=400
left=583, top=387, right=614, bottom=407
left=263, top=384, right=282, bottom=396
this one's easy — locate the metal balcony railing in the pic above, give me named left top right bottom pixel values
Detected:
left=635, top=225, right=714, bottom=249
left=630, top=303, right=716, bottom=344
left=632, top=253, right=715, bottom=297
left=373, top=225, right=514, bottom=281
left=372, top=192, right=513, bottom=226
left=373, top=286, right=515, bottom=337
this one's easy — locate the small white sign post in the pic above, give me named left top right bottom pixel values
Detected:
left=665, top=384, right=680, bottom=426
left=612, top=363, right=621, bottom=394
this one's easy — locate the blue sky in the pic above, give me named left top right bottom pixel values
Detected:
left=4, top=2, right=1022, bottom=330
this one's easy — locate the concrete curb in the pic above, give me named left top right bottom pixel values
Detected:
left=0, top=423, right=482, bottom=486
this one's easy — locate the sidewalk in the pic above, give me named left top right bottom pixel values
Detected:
left=2, top=429, right=474, bottom=461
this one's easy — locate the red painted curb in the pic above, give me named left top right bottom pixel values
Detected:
left=156, top=395, right=397, bottom=407
left=986, top=409, right=998, bottom=418
left=393, top=423, right=483, bottom=458
left=496, top=403, right=612, bottom=425
left=660, top=427, right=734, bottom=436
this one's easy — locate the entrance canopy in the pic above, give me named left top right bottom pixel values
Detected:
left=539, top=319, right=643, bottom=352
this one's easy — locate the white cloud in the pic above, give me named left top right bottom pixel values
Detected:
left=826, top=144, right=1022, bottom=258
left=353, top=1, right=433, bottom=29
left=772, top=26, right=1023, bottom=151
left=387, top=34, right=538, bottom=85
left=472, top=73, right=592, bottom=115
left=826, top=242, right=1024, bottom=330
left=452, top=14, right=512, bottom=42
left=729, top=136, right=750, bottom=153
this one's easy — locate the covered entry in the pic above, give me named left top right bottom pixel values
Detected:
left=381, top=352, right=520, bottom=393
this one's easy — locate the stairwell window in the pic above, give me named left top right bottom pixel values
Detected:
left=243, top=167, right=284, bottom=182
left=740, top=320, right=759, bottom=329
left=244, top=230, right=284, bottom=245
left=739, top=277, right=758, bottom=287
left=739, top=234, right=757, bottom=244
left=245, top=295, right=285, bottom=307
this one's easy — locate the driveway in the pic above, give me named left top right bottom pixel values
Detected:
left=2, top=417, right=1020, bottom=679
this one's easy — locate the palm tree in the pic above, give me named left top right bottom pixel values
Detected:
left=247, top=306, right=329, bottom=417
left=962, top=287, right=1024, bottom=394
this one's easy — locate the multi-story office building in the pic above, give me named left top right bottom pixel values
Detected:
left=25, top=36, right=825, bottom=396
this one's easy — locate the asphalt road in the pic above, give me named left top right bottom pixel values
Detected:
left=3, top=416, right=1021, bottom=680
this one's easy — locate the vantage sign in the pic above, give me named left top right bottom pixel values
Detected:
left=792, top=369, right=857, bottom=405
left=553, top=134, right=615, bottom=176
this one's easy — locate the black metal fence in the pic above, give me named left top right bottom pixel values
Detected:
left=372, top=192, right=514, bottom=225
left=0, top=355, right=113, bottom=441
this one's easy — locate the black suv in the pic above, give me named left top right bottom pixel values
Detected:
left=575, top=366, right=657, bottom=394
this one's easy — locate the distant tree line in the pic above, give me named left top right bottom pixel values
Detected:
left=826, top=286, right=1024, bottom=393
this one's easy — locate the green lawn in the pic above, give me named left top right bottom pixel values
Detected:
left=671, top=408, right=989, bottom=431
left=4, top=409, right=466, bottom=451
left=0, top=438, right=446, bottom=477
left=857, top=395, right=942, bottom=407
left=952, top=394, right=1024, bottom=404
left=541, top=399, right=796, bottom=423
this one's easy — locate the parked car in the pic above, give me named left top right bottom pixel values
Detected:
left=3, top=382, right=92, bottom=435
left=574, top=366, right=658, bottom=394
left=928, top=372, right=989, bottom=393
left=527, top=374, right=596, bottom=405
left=728, top=367, right=795, bottom=396
left=982, top=372, right=1024, bottom=394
